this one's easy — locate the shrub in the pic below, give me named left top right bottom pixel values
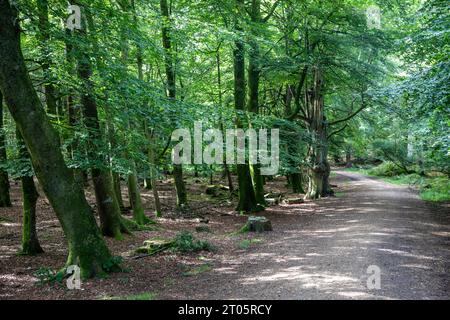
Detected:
left=33, top=267, right=64, bottom=286
left=368, top=161, right=406, bottom=177
left=173, top=231, right=216, bottom=253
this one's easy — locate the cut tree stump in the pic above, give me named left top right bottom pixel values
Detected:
left=135, top=238, right=174, bottom=255
left=243, top=216, right=273, bottom=233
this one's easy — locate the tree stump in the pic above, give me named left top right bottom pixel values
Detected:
left=244, top=216, right=272, bottom=232
left=135, top=238, right=174, bottom=255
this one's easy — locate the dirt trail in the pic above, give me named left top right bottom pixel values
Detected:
left=160, top=171, right=450, bottom=300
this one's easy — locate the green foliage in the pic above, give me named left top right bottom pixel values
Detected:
left=237, top=238, right=263, bottom=250
left=101, top=256, right=123, bottom=273
left=368, top=161, right=408, bottom=177
left=420, top=177, right=450, bottom=202
left=103, top=292, right=156, bottom=300
left=172, top=231, right=216, bottom=253
left=33, top=267, right=64, bottom=286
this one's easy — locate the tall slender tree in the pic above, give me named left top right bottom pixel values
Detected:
left=233, top=0, right=259, bottom=212
left=160, top=0, right=187, bottom=208
left=16, top=129, right=43, bottom=255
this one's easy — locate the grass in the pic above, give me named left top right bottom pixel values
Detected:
left=344, top=165, right=450, bottom=203
left=237, top=238, right=263, bottom=250
left=102, top=292, right=156, bottom=300
left=334, top=192, right=345, bottom=198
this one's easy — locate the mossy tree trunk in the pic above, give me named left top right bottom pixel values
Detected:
left=16, top=129, right=43, bottom=255
left=160, top=0, right=188, bottom=208
left=0, top=91, right=11, bottom=207
left=0, top=0, right=113, bottom=278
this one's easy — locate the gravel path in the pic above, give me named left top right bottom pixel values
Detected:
left=160, top=171, right=450, bottom=300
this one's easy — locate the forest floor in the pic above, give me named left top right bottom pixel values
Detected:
left=0, top=170, right=449, bottom=300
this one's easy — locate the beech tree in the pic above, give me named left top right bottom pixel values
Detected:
left=0, top=0, right=115, bottom=278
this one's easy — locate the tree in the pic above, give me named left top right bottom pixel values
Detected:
left=16, top=129, right=43, bottom=255
left=0, top=91, right=11, bottom=207
left=233, top=0, right=260, bottom=212
left=160, top=0, right=188, bottom=208
left=0, top=0, right=115, bottom=278
left=71, top=3, right=128, bottom=239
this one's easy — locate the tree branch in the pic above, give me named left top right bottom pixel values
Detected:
left=329, top=99, right=366, bottom=126
left=262, top=0, right=280, bottom=22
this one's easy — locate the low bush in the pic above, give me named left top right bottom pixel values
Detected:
left=368, top=161, right=406, bottom=177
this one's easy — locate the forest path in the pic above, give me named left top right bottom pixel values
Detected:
left=160, top=171, right=450, bottom=299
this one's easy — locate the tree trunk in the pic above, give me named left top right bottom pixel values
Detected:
left=305, top=67, right=327, bottom=199
left=37, top=0, right=57, bottom=116
left=118, top=0, right=150, bottom=224
left=345, top=147, right=352, bottom=168
left=216, top=50, right=234, bottom=193
left=73, top=5, right=127, bottom=239
left=160, top=0, right=188, bottom=208
left=0, top=0, right=113, bottom=278
left=127, top=162, right=152, bottom=224
left=234, top=0, right=260, bottom=213
left=0, top=91, right=11, bottom=207
left=148, top=141, right=162, bottom=217
left=16, top=129, right=43, bottom=255
left=112, top=172, right=125, bottom=211
left=247, top=0, right=266, bottom=206
left=290, top=172, right=305, bottom=194
left=321, top=122, right=333, bottom=197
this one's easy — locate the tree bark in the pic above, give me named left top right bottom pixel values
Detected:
left=0, top=0, right=113, bottom=278
left=0, top=91, right=11, bottom=207
left=36, top=0, right=57, bottom=116
left=16, top=129, right=43, bottom=255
